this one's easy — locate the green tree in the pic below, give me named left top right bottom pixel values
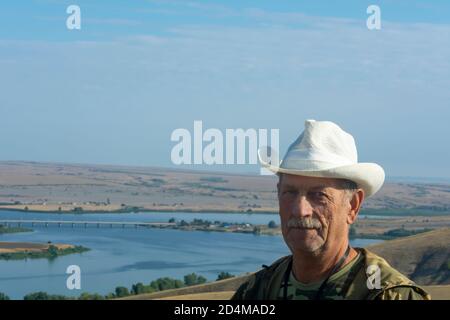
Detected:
left=131, top=282, right=145, bottom=295
left=24, top=291, right=50, bottom=300
left=268, top=220, right=278, bottom=228
left=114, top=286, right=130, bottom=298
left=47, top=245, right=59, bottom=258
left=105, top=293, right=116, bottom=300
left=184, top=273, right=197, bottom=286
left=184, top=273, right=207, bottom=286
left=180, top=220, right=189, bottom=226
left=78, top=292, right=105, bottom=300
left=49, top=294, right=72, bottom=300
left=216, top=272, right=234, bottom=281
left=150, top=277, right=184, bottom=291
left=0, top=292, right=10, bottom=300
left=197, top=275, right=207, bottom=285
left=23, top=292, right=72, bottom=300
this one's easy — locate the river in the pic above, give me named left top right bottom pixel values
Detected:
left=0, top=210, right=383, bottom=299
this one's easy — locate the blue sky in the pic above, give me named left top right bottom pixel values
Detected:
left=1, top=0, right=449, bottom=179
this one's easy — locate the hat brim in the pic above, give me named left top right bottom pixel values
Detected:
left=260, top=158, right=385, bottom=198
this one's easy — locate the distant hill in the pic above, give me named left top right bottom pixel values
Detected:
left=0, top=161, right=449, bottom=214
left=121, top=228, right=450, bottom=300
left=367, top=228, right=450, bottom=285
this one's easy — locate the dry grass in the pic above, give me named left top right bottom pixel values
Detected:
left=156, top=291, right=235, bottom=300
left=0, top=242, right=73, bottom=253
left=151, top=287, right=450, bottom=300
left=424, top=285, right=450, bottom=300
left=118, top=275, right=249, bottom=300
left=368, top=228, right=450, bottom=285
left=0, top=161, right=448, bottom=214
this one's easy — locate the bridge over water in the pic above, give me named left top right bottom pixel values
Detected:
left=0, top=220, right=176, bottom=229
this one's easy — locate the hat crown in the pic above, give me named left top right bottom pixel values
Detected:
left=281, top=120, right=358, bottom=170
left=258, top=119, right=385, bottom=198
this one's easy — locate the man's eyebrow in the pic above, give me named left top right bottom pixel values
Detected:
left=280, top=184, right=328, bottom=190
left=309, top=185, right=328, bottom=190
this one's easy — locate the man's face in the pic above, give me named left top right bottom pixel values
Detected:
left=278, top=174, right=355, bottom=255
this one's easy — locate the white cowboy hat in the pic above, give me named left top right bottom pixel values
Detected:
left=258, top=119, right=385, bottom=197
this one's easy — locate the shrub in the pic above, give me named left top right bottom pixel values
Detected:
left=0, top=292, right=10, bottom=300
left=268, top=220, right=278, bottom=228
left=216, top=272, right=235, bottom=281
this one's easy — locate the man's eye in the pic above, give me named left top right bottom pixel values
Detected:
left=283, top=190, right=297, bottom=195
left=310, top=192, right=327, bottom=199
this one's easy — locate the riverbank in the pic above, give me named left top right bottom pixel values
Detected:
left=154, top=219, right=282, bottom=236
left=0, top=204, right=278, bottom=215
left=0, top=242, right=90, bottom=260
left=1, top=204, right=449, bottom=217
left=146, top=218, right=443, bottom=240
left=0, top=225, right=32, bottom=234
left=2, top=207, right=450, bottom=239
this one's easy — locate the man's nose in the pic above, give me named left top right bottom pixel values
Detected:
left=292, top=196, right=313, bottom=217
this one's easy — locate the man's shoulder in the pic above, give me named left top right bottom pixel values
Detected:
left=231, top=249, right=431, bottom=300
left=375, top=285, right=430, bottom=300
left=359, top=248, right=431, bottom=300
left=231, top=255, right=292, bottom=300
left=360, top=248, right=416, bottom=287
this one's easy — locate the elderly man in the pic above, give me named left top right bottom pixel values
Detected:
left=232, top=120, right=430, bottom=300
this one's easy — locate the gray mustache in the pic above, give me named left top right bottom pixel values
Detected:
left=287, top=217, right=321, bottom=229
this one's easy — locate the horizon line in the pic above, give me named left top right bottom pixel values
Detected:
left=1, top=159, right=449, bottom=184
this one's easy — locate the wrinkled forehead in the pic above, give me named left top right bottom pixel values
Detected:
left=278, top=173, right=346, bottom=190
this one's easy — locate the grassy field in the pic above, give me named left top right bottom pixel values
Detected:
left=0, top=161, right=448, bottom=215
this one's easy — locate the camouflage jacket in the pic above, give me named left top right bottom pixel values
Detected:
left=231, top=248, right=431, bottom=300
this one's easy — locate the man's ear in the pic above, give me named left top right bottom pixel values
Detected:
left=347, top=189, right=364, bottom=224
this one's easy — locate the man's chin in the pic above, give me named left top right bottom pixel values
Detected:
left=286, top=229, right=325, bottom=253
left=293, top=242, right=324, bottom=253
